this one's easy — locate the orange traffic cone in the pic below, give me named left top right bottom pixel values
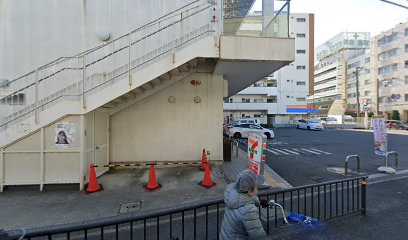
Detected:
left=85, top=164, right=103, bottom=194
left=199, top=163, right=216, bottom=188
left=143, top=162, right=161, bottom=192
left=200, top=149, right=208, bottom=171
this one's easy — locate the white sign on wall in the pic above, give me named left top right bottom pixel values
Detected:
left=372, top=118, right=387, bottom=156
left=55, top=122, right=75, bottom=147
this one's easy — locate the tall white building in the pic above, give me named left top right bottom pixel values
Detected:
left=373, top=20, right=408, bottom=121
left=309, top=32, right=371, bottom=116
left=224, top=13, right=315, bottom=126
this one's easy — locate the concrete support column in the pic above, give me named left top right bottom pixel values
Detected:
left=39, top=128, right=45, bottom=191
left=0, top=148, right=3, bottom=192
left=79, top=115, right=86, bottom=190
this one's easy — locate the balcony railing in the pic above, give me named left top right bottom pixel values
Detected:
left=223, top=0, right=290, bottom=38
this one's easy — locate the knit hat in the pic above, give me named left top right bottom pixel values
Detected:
left=235, top=170, right=260, bottom=193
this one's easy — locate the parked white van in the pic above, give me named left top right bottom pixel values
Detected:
left=231, top=118, right=261, bottom=126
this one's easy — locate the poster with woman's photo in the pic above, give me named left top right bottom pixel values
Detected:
left=55, top=122, right=75, bottom=147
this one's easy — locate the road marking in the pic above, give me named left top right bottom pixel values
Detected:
left=266, top=149, right=281, bottom=155
left=300, top=148, right=322, bottom=154
left=310, top=148, right=332, bottom=155
left=272, top=149, right=291, bottom=155
left=281, top=149, right=300, bottom=155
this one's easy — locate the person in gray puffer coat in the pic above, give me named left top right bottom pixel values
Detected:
left=220, top=170, right=269, bottom=240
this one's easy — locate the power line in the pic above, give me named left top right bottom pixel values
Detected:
left=379, top=0, right=408, bottom=10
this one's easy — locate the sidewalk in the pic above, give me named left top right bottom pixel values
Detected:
left=222, top=143, right=292, bottom=189
left=271, top=176, right=408, bottom=240
left=0, top=165, right=227, bottom=230
left=0, top=146, right=289, bottom=231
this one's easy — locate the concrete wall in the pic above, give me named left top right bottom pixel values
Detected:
left=110, top=73, right=224, bottom=162
left=0, top=0, right=204, bottom=79
left=0, top=115, right=81, bottom=191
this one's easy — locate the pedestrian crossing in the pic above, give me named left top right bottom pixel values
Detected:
left=234, top=139, right=332, bottom=156
left=266, top=148, right=332, bottom=156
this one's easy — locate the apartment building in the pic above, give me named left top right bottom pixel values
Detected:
left=224, top=13, right=315, bottom=126
left=372, top=21, right=408, bottom=121
left=308, top=32, right=371, bottom=115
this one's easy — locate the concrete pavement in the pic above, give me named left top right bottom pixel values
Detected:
left=271, top=175, right=408, bottom=240
left=239, top=128, right=408, bottom=186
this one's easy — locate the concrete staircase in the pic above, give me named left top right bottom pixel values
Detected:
left=0, top=1, right=217, bottom=147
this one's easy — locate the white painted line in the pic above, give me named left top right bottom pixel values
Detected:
left=266, top=149, right=281, bottom=155
left=300, top=148, right=322, bottom=154
left=310, top=148, right=332, bottom=155
left=291, top=148, right=308, bottom=154
left=273, top=149, right=290, bottom=155
left=281, top=149, right=300, bottom=155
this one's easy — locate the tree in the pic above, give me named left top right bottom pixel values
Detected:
left=391, top=110, right=400, bottom=120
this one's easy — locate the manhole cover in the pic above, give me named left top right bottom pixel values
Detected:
left=119, top=201, right=142, bottom=214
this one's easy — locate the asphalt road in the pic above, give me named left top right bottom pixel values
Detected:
left=238, top=128, right=408, bottom=186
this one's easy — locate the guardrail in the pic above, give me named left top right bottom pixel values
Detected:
left=5, top=176, right=367, bottom=240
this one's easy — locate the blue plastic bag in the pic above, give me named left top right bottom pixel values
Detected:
left=287, top=212, right=318, bottom=225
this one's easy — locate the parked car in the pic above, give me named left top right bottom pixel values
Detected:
left=296, top=119, right=324, bottom=130
left=230, top=118, right=261, bottom=126
left=385, top=120, right=408, bottom=130
left=228, top=124, right=274, bottom=139
left=316, top=117, right=338, bottom=124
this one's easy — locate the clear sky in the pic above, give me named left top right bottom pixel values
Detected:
left=289, top=0, right=408, bottom=47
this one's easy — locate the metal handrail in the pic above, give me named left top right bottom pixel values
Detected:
left=5, top=176, right=367, bottom=238
left=4, top=0, right=205, bottom=86
left=386, top=151, right=399, bottom=170
left=0, top=2, right=215, bottom=128
left=345, top=155, right=361, bottom=176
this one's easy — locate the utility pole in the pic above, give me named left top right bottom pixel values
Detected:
left=355, top=67, right=362, bottom=118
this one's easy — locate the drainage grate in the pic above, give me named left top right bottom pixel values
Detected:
left=119, top=201, right=142, bottom=214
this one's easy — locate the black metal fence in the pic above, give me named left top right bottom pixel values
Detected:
left=6, top=176, right=367, bottom=240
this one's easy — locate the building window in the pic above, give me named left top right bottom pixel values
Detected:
left=347, top=61, right=360, bottom=69
left=364, top=91, right=371, bottom=96
left=296, top=65, right=306, bottom=70
left=254, top=114, right=261, bottom=118
left=286, top=96, right=291, bottom=98
left=405, top=76, right=408, bottom=85
left=0, top=93, right=25, bottom=105
left=365, top=57, right=370, bottom=63
left=296, top=97, right=306, bottom=102
left=296, top=81, right=306, bottom=86
left=405, top=28, right=408, bottom=36
left=229, top=98, right=233, bottom=103
left=241, top=114, right=246, bottom=118
left=296, top=49, right=306, bottom=54
left=378, top=48, right=400, bottom=61
left=378, top=33, right=398, bottom=46
left=378, top=64, right=398, bottom=75
left=365, top=80, right=371, bottom=85
left=296, top=33, right=306, bottom=38
left=296, top=18, right=306, bottom=22
left=405, top=94, right=408, bottom=102
left=405, top=44, right=408, bottom=52
left=405, top=60, right=408, bottom=69
left=242, top=98, right=250, bottom=103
